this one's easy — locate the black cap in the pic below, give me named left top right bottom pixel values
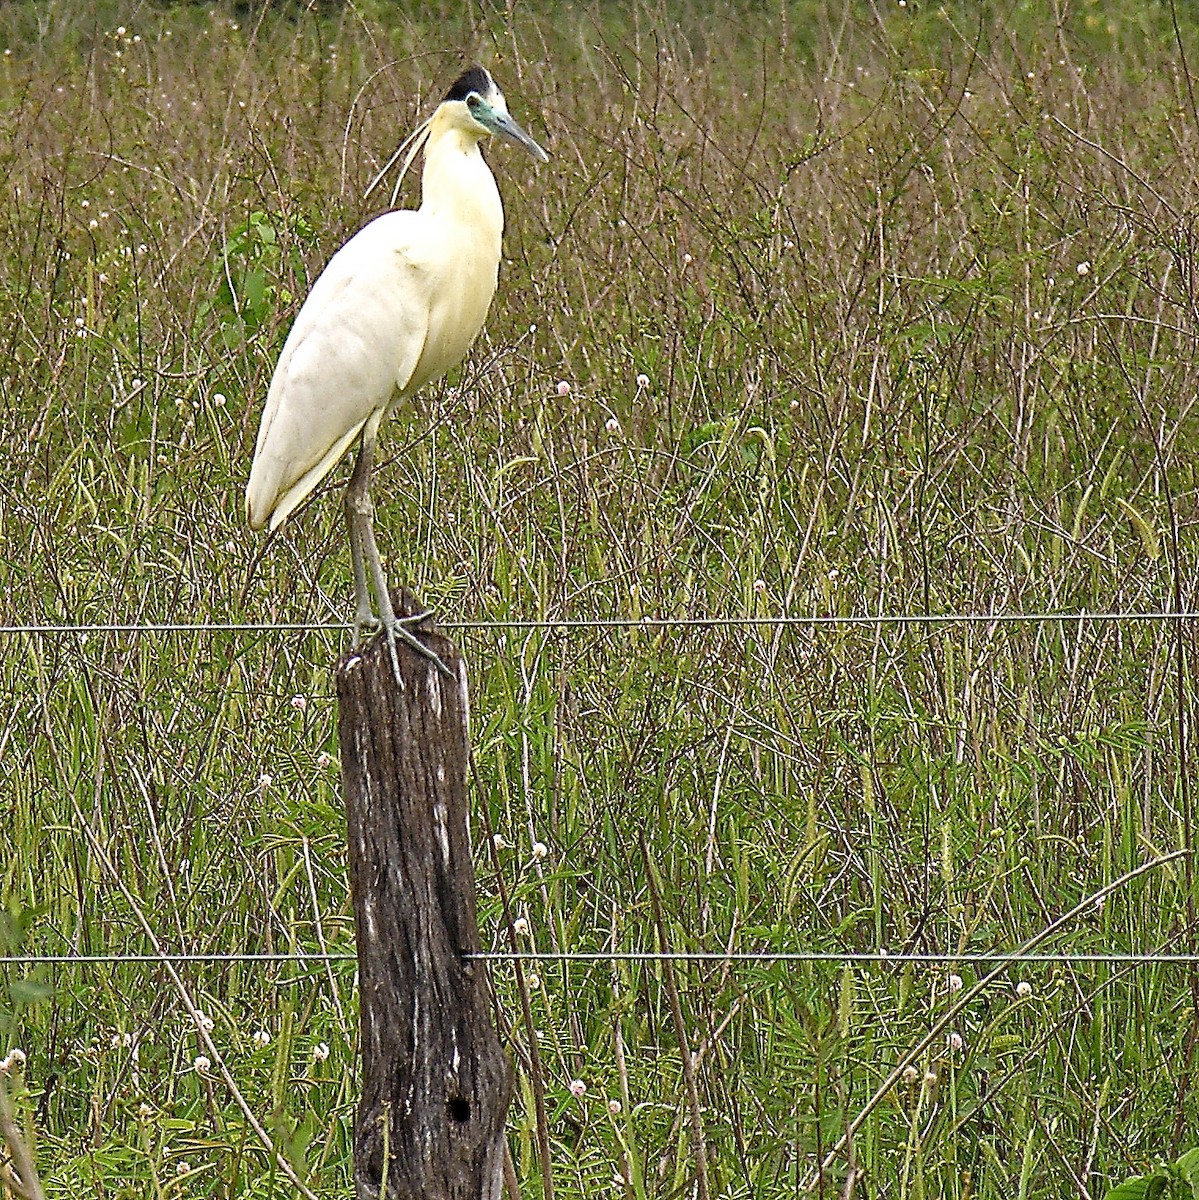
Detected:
left=444, top=66, right=493, bottom=102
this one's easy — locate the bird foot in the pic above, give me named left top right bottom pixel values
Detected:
left=386, top=610, right=454, bottom=681
left=356, top=609, right=453, bottom=684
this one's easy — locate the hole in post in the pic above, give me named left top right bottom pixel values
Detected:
left=447, top=1097, right=471, bottom=1123
left=366, top=1152, right=383, bottom=1188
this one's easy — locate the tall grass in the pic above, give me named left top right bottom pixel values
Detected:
left=2, top=1, right=1199, bottom=1196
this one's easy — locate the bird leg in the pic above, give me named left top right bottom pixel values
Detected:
left=344, top=434, right=452, bottom=682
left=346, top=506, right=375, bottom=647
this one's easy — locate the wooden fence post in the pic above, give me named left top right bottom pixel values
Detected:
left=336, top=592, right=514, bottom=1200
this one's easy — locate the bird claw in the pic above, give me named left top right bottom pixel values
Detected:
left=355, top=608, right=453, bottom=683
left=381, top=612, right=454, bottom=682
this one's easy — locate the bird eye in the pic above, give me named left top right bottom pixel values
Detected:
left=466, top=94, right=480, bottom=109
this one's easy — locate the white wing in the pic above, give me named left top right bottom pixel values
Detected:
left=245, top=210, right=433, bottom=531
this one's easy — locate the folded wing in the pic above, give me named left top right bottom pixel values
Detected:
left=245, top=211, right=432, bottom=531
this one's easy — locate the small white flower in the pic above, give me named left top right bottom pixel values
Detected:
left=7, top=1049, right=26, bottom=1068
left=635, top=373, right=649, bottom=389
left=512, top=917, right=530, bottom=936
left=527, top=973, right=541, bottom=990
left=568, top=1079, right=587, bottom=1098
left=682, top=252, right=693, bottom=264
left=311, top=1042, right=330, bottom=1063
left=316, top=752, right=333, bottom=769
left=789, top=398, right=799, bottom=410
left=556, top=380, right=571, bottom=396
left=290, top=695, right=307, bottom=712
left=923, top=1070, right=938, bottom=1087
left=1076, top=260, right=1091, bottom=276
left=753, top=579, right=766, bottom=595
left=948, top=1031, right=964, bottom=1051
left=531, top=841, right=548, bottom=861
left=194, top=1011, right=214, bottom=1034
left=137, top=1102, right=154, bottom=1120
left=176, top=1161, right=191, bottom=1176
left=605, top=416, right=621, bottom=435
left=902, top=1065, right=919, bottom=1084
left=947, top=973, right=963, bottom=992
left=491, top=833, right=506, bottom=850
left=258, top=773, right=272, bottom=791
left=212, top=392, right=227, bottom=406
left=193, top=1055, right=211, bottom=1075
left=1016, top=981, right=1033, bottom=998
left=252, top=1029, right=271, bottom=1048
left=607, top=1098, right=622, bottom=1115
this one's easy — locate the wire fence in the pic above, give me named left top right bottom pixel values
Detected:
left=5, top=604, right=1195, bottom=1195
left=5, top=606, right=1194, bottom=975
left=5, top=949, right=1199, bottom=967
left=1, top=609, right=1198, bottom=636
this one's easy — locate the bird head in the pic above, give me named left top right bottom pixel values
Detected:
left=364, top=66, right=549, bottom=205
left=443, top=66, right=550, bottom=163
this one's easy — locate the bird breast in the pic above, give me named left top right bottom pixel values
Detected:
left=401, top=214, right=500, bottom=399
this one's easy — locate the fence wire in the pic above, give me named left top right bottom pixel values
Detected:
left=0, top=609, right=1197, bottom=637
left=4, top=950, right=1199, bottom=967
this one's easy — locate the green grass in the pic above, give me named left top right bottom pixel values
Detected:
left=2, top=0, right=1199, bottom=1196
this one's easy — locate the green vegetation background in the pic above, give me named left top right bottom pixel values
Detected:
left=2, top=0, right=1199, bottom=1196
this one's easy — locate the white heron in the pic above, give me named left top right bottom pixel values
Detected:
left=245, top=66, right=548, bottom=676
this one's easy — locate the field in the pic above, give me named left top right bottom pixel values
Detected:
left=3, top=0, right=1199, bottom=1196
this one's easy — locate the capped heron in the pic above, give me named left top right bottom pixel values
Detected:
left=245, top=66, right=548, bottom=675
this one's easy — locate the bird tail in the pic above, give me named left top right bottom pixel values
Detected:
left=245, top=416, right=369, bottom=532
left=245, top=456, right=281, bottom=531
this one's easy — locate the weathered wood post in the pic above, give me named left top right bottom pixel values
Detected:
left=336, top=592, right=514, bottom=1200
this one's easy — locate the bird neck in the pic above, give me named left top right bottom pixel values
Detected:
left=418, top=107, right=504, bottom=240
